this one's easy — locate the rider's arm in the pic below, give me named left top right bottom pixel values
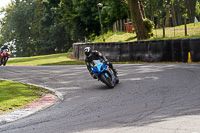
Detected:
left=95, top=51, right=108, bottom=62
left=85, top=58, right=93, bottom=75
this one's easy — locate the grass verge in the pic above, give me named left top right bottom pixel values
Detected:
left=0, top=80, right=51, bottom=115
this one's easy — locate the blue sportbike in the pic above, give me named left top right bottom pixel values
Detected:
left=91, top=60, right=119, bottom=88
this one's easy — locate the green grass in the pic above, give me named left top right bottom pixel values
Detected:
left=92, top=31, right=137, bottom=42
left=153, top=22, right=200, bottom=39
left=0, top=80, right=51, bottom=115
left=7, top=52, right=85, bottom=66
left=92, top=22, right=200, bottom=43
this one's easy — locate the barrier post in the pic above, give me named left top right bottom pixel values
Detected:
left=188, top=52, right=192, bottom=63
left=120, top=19, right=122, bottom=31
left=185, top=17, right=187, bottom=36
left=163, top=19, right=165, bottom=38
left=127, top=18, right=129, bottom=33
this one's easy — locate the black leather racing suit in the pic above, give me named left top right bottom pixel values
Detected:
left=0, top=46, right=9, bottom=54
left=85, top=50, right=116, bottom=77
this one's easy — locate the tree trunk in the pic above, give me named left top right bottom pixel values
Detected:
left=165, top=9, right=170, bottom=27
left=176, top=0, right=182, bottom=25
left=128, top=0, right=149, bottom=40
left=185, top=0, right=197, bottom=23
left=190, top=0, right=196, bottom=22
left=165, top=0, right=171, bottom=27
left=171, top=2, right=177, bottom=26
left=150, top=0, right=154, bottom=22
left=139, top=0, right=146, bottom=19
left=185, top=0, right=192, bottom=23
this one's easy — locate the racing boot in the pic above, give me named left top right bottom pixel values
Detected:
left=113, top=68, right=118, bottom=76
left=113, top=69, right=119, bottom=84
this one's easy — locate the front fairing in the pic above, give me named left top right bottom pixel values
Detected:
left=91, top=60, right=117, bottom=85
left=91, top=60, right=107, bottom=76
left=2, top=50, right=10, bottom=58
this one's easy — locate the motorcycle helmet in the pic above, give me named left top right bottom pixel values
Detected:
left=84, top=47, right=91, bottom=56
left=4, top=43, right=8, bottom=47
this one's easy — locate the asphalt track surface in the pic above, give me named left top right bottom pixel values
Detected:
left=0, top=64, right=200, bottom=133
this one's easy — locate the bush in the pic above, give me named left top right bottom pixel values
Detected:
left=68, top=47, right=73, bottom=52
left=143, top=18, right=154, bottom=35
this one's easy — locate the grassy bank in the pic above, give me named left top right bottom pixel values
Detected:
left=92, top=31, right=137, bottom=42
left=7, top=52, right=85, bottom=66
left=92, top=22, right=200, bottom=43
left=0, top=80, right=51, bottom=115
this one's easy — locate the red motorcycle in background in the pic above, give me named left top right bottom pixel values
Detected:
left=0, top=49, right=10, bottom=66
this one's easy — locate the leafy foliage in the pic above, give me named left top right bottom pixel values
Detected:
left=0, top=0, right=36, bottom=56
left=0, top=0, right=199, bottom=56
left=143, top=18, right=155, bottom=34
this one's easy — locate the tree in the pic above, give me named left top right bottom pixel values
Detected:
left=128, top=0, right=149, bottom=40
left=31, top=0, right=46, bottom=55
left=38, top=0, right=70, bottom=54
left=185, top=0, right=197, bottom=23
left=138, top=0, right=146, bottom=19
left=1, top=0, right=36, bottom=57
left=196, top=0, right=200, bottom=20
left=176, top=0, right=182, bottom=25
left=165, top=0, right=171, bottom=27
left=103, top=0, right=128, bottom=31
left=150, top=0, right=154, bottom=22
left=171, top=2, right=177, bottom=26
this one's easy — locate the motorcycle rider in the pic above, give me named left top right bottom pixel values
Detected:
left=0, top=43, right=10, bottom=65
left=84, top=47, right=117, bottom=79
left=0, top=43, right=10, bottom=54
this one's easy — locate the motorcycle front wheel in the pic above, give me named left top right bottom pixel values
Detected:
left=116, top=76, right=119, bottom=84
left=3, top=57, right=7, bottom=66
left=100, top=73, right=114, bottom=88
left=0, top=58, right=3, bottom=66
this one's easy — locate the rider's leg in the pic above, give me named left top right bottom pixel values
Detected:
left=107, top=62, right=117, bottom=74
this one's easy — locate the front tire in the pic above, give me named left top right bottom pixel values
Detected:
left=0, top=58, right=3, bottom=66
left=100, top=74, right=114, bottom=88
left=116, top=76, right=119, bottom=84
left=3, top=57, right=7, bottom=66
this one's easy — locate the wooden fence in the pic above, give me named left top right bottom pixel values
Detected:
left=113, top=18, right=133, bottom=33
